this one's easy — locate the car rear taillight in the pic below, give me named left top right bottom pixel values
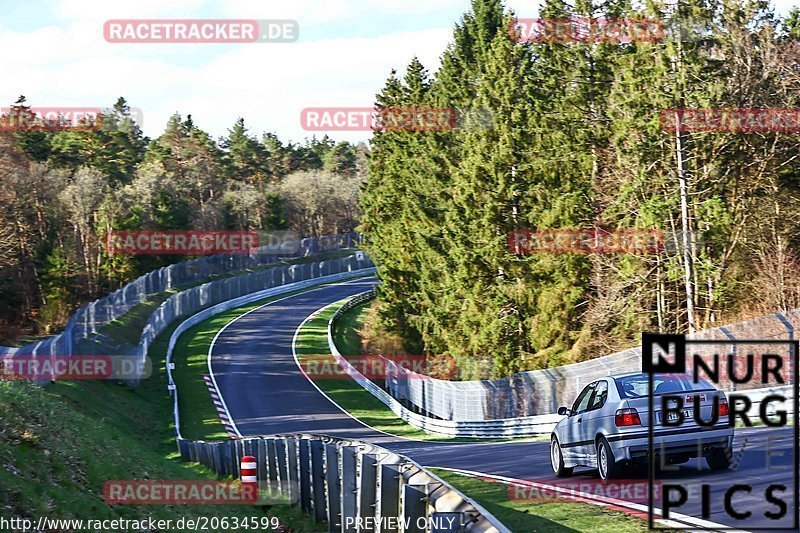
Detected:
left=615, top=408, right=641, bottom=427
left=719, top=399, right=729, bottom=416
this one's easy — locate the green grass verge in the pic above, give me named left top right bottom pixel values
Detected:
left=0, top=251, right=368, bottom=530
left=326, top=299, right=548, bottom=443
left=296, top=301, right=482, bottom=442
left=331, top=300, right=369, bottom=357
left=431, top=469, right=661, bottom=532
left=171, top=278, right=373, bottom=442
left=172, top=289, right=316, bottom=441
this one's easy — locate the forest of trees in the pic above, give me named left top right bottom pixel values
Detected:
left=0, top=97, right=365, bottom=342
left=359, top=0, right=800, bottom=379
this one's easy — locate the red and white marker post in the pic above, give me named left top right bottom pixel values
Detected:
left=240, top=455, right=258, bottom=502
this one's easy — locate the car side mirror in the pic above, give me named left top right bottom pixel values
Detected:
left=557, top=406, right=570, bottom=416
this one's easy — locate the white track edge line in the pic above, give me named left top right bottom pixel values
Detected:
left=290, top=297, right=433, bottom=443
left=208, top=277, right=374, bottom=439
left=432, top=467, right=746, bottom=532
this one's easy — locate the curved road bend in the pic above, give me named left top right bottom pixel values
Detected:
left=210, top=277, right=798, bottom=531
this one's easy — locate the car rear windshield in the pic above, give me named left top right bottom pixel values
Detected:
left=614, top=374, right=714, bottom=398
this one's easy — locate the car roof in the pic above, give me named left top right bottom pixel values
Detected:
left=609, top=372, right=697, bottom=380
left=610, top=371, right=644, bottom=379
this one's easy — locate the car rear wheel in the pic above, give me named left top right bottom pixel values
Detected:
left=551, top=436, right=573, bottom=478
left=597, top=437, right=622, bottom=480
left=706, top=447, right=732, bottom=470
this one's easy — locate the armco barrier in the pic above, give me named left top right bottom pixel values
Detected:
left=330, top=291, right=795, bottom=436
left=11, top=233, right=359, bottom=361
left=135, top=254, right=374, bottom=387
left=166, top=267, right=377, bottom=439
left=373, top=307, right=800, bottom=420
left=165, top=277, right=508, bottom=532
left=7, top=234, right=362, bottom=385
left=326, top=293, right=562, bottom=437
left=177, top=434, right=508, bottom=533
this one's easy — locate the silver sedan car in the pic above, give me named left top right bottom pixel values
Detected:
left=551, top=372, right=734, bottom=480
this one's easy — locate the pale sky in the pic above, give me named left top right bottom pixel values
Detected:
left=2, top=0, right=797, bottom=145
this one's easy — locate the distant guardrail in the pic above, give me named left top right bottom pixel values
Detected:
left=327, top=293, right=562, bottom=438
left=328, top=292, right=796, bottom=437
left=12, top=233, right=359, bottom=360
left=177, top=433, right=508, bottom=533
left=166, top=264, right=377, bottom=439
left=337, top=292, right=800, bottom=421
left=165, top=271, right=509, bottom=532
left=9, top=233, right=361, bottom=385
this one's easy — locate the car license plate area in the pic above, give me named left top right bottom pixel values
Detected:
left=657, top=409, right=693, bottom=423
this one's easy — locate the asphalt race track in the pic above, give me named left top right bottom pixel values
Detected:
left=210, top=277, right=799, bottom=531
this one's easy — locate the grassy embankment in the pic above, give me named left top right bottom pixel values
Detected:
left=1, top=252, right=362, bottom=530
left=432, top=468, right=666, bottom=532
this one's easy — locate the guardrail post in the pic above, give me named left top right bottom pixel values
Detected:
left=218, top=441, right=229, bottom=476
left=243, top=439, right=257, bottom=466
left=325, top=443, right=342, bottom=532
left=239, top=440, right=247, bottom=470
left=403, top=485, right=428, bottom=533
left=177, top=438, right=190, bottom=461
left=186, top=440, right=197, bottom=462
left=378, top=464, right=401, bottom=533
left=285, top=437, right=300, bottom=505
left=311, top=439, right=327, bottom=523
left=275, top=438, right=288, bottom=497
left=214, top=442, right=222, bottom=472
left=208, top=442, right=222, bottom=473
left=257, top=439, right=268, bottom=496
left=358, top=453, right=379, bottom=531
left=720, top=327, right=737, bottom=392
left=299, top=439, right=312, bottom=513
left=430, top=512, right=465, bottom=532
left=213, top=442, right=224, bottom=474
left=233, top=440, right=244, bottom=475
left=196, top=442, right=205, bottom=468
left=267, top=438, right=280, bottom=494
left=278, top=438, right=300, bottom=505
left=341, top=446, right=358, bottom=533
left=229, top=441, right=239, bottom=477
left=201, top=442, right=211, bottom=469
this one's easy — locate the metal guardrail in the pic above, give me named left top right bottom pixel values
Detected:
left=166, top=265, right=377, bottom=439
left=177, top=434, right=508, bottom=533
left=164, top=268, right=510, bottom=532
left=327, top=292, right=562, bottom=438
left=328, top=292, right=797, bottom=437
left=10, top=233, right=361, bottom=381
